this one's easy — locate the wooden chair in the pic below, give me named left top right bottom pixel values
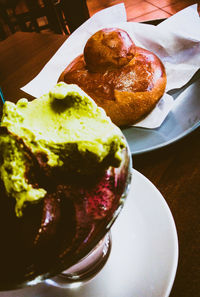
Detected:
left=59, top=0, right=90, bottom=33
left=0, top=0, right=19, bottom=38
left=0, top=0, right=67, bottom=40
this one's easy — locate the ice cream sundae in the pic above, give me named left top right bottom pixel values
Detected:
left=0, top=82, right=131, bottom=289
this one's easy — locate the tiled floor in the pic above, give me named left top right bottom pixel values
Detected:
left=87, top=0, right=200, bottom=22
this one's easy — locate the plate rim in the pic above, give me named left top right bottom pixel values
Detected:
left=126, top=121, right=200, bottom=155
left=131, top=169, right=179, bottom=297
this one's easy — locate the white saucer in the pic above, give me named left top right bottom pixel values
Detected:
left=3, top=170, right=178, bottom=297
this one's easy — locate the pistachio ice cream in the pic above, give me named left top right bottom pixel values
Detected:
left=0, top=83, right=130, bottom=288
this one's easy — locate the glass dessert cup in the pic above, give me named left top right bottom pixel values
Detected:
left=45, top=232, right=112, bottom=288
left=42, top=145, right=132, bottom=289
left=44, top=144, right=132, bottom=289
left=0, top=143, right=132, bottom=291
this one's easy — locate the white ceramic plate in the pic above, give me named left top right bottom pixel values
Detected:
left=2, top=170, right=178, bottom=297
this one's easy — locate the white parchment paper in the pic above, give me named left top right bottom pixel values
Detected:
left=21, top=4, right=200, bottom=129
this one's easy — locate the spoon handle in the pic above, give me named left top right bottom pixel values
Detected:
left=0, top=87, right=5, bottom=120
left=0, top=87, right=5, bottom=104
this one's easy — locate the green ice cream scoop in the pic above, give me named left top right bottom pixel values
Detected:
left=0, top=82, right=125, bottom=217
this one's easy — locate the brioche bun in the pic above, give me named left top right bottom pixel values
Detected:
left=58, top=28, right=167, bottom=127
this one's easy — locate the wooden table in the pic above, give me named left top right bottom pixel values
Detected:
left=0, top=32, right=200, bottom=297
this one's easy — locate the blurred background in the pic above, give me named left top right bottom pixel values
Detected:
left=0, top=0, right=200, bottom=41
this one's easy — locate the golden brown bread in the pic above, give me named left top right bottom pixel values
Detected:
left=58, top=28, right=167, bottom=127
left=84, top=28, right=136, bottom=72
